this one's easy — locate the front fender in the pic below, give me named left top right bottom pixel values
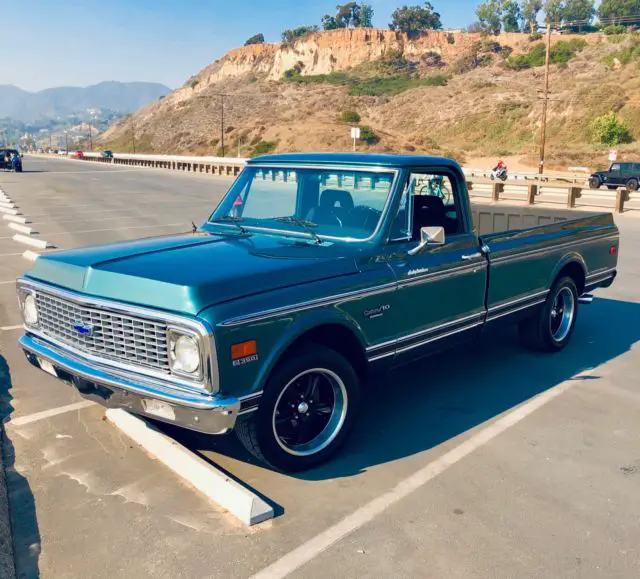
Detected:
left=250, top=308, right=367, bottom=395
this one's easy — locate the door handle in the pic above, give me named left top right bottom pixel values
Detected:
left=461, top=252, right=482, bottom=260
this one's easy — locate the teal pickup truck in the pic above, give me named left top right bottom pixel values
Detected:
left=17, top=154, right=619, bottom=472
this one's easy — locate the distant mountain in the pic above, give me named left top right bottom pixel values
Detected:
left=0, top=81, right=171, bottom=122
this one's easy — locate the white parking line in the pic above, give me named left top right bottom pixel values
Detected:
left=0, top=280, right=16, bottom=285
left=10, top=401, right=96, bottom=427
left=251, top=370, right=591, bottom=579
left=0, top=325, right=22, bottom=331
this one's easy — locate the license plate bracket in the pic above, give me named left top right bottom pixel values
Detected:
left=38, top=358, right=58, bottom=377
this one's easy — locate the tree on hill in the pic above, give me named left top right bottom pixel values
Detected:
left=502, top=0, right=523, bottom=31
left=563, top=0, right=595, bottom=30
left=244, top=33, right=265, bottom=46
left=520, top=0, right=543, bottom=33
left=476, top=0, right=503, bottom=34
left=598, top=0, right=640, bottom=26
left=389, top=2, right=443, bottom=35
left=281, top=25, right=319, bottom=44
left=544, top=0, right=566, bottom=24
left=322, top=3, right=374, bottom=30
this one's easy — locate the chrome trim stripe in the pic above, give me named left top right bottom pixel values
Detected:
left=489, top=233, right=619, bottom=265
left=18, top=278, right=218, bottom=394
left=221, top=282, right=397, bottom=327
left=487, top=289, right=549, bottom=313
left=366, top=311, right=485, bottom=354
left=395, top=321, right=483, bottom=355
left=486, top=298, right=546, bottom=322
left=238, top=390, right=263, bottom=401
left=586, top=267, right=617, bottom=280
left=247, top=163, right=400, bottom=174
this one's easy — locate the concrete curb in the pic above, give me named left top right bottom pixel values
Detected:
left=0, top=208, right=19, bottom=216
left=11, top=235, right=53, bottom=250
left=2, top=216, right=28, bottom=225
left=21, top=251, right=40, bottom=262
left=106, top=409, right=274, bottom=526
left=7, top=224, right=34, bottom=235
left=0, top=429, right=17, bottom=579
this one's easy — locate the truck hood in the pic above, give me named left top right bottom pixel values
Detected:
left=25, top=232, right=359, bottom=315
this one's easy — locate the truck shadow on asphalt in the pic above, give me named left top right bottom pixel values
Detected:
left=173, top=297, right=639, bottom=485
left=0, top=354, right=41, bottom=578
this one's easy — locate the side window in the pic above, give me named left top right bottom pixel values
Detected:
left=610, top=163, right=621, bottom=172
left=391, top=171, right=463, bottom=242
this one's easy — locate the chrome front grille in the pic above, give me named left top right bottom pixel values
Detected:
left=35, top=292, right=170, bottom=372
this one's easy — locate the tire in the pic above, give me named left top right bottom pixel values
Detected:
left=490, top=174, right=495, bottom=181
left=499, top=173, right=507, bottom=182
left=588, top=177, right=600, bottom=190
left=626, top=178, right=638, bottom=192
left=519, top=276, right=579, bottom=353
left=235, top=345, right=360, bottom=472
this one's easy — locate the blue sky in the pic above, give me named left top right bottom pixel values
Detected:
left=7, top=1, right=483, bottom=91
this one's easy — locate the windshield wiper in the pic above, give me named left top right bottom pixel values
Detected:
left=209, top=216, right=249, bottom=234
left=275, top=217, right=323, bottom=244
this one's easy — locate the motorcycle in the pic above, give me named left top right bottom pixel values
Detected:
left=490, top=166, right=508, bottom=181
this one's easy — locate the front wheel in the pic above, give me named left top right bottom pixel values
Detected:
left=499, top=172, right=508, bottom=182
left=519, top=276, right=579, bottom=353
left=235, top=345, right=360, bottom=472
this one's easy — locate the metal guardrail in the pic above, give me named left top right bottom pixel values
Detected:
left=467, top=181, right=639, bottom=214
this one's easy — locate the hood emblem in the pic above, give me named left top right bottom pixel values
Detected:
left=73, top=323, right=94, bottom=336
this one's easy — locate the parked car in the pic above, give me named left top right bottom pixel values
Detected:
left=58, top=150, right=67, bottom=156
left=0, top=149, right=23, bottom=172
left=72, top=150, right=84, bottom=159
left=101, top=150, right=113, bottom=159
left=589, top=162, right=640, bottom=191
left=16, top=153, right=619, bottom=472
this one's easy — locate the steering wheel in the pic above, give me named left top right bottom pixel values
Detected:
left=345, top=205, right=381, bottom=232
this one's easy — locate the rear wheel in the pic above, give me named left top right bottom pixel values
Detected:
left=519, top=276, right=578, bottom=353
left=626, top=178, right=638, bottom=192
left=235, top=345, right=360, bottom=472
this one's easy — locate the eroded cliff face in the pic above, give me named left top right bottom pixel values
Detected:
left=192, top=28, right=597, bottom=87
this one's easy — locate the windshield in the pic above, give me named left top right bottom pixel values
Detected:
left=209, top=166, right=395, bottom=241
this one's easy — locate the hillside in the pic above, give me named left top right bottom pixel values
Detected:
left=99, top=29, right=640, bottom=170
left=0, top=81, right=171, bottom=122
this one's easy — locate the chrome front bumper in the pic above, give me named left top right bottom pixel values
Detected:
left=20, top=333, right=240, bottom=434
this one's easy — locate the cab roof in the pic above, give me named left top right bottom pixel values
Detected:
left=248, top=152, right=462, bottom=170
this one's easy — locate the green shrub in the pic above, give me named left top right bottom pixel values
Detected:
left=529, top=32, right=543, bottom=41
left=590, top=112, right=632, bottom=146
left=603, top=24, right=627, bottom=36
left=340, top=110, right=361, bottom=123
left=359, top=125, right=380, bottom=145
left=603, top=41, right=640, bottom=66
left=251, top=140, right=278, bottom=156
left=347, top=74, right=447, bottom=96
left=507, top=39, right=587, bottom=70
left=446, top=33, right=455, bottom=45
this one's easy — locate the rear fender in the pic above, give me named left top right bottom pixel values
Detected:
left=548, top=252, right=586, bottom=292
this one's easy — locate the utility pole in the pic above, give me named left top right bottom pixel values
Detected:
left=65, top=130, right=68, bottom=152
left=538, top=22, right=552, bottom=175
left=131, top=120, right=136, bottom=153
left=220, top=94, right=225, bottom=157
left=88, top=119, right=93, bottom=151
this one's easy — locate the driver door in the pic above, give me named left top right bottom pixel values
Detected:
left=385, top=169, right=487, bottom=363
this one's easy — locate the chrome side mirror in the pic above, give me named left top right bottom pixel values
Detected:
left=408, top=226, right=445, bottom=256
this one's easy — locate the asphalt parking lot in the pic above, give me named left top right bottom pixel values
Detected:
left=1, top=156, right=639, bottom=579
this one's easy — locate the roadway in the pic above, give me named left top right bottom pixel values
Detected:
left=0, top=156, right=639, bottom=578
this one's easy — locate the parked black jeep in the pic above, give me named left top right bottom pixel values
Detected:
left=589, top=162, right=640, bottom=191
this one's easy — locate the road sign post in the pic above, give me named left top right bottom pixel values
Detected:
left=350, top=127, right=361, bottom=152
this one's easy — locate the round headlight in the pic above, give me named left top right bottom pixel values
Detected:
left=172, top=335, right=200, bottom=374
left=23, top=294, right=38, bottom=326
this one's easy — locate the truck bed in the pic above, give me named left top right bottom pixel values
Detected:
left=470, top=202, right=607, bottom=236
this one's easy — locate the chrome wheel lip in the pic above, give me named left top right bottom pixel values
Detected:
left=272, top=368, right=348, bottom=457
left=550, top=286, right=575, bottom=342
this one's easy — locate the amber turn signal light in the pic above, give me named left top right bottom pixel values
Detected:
left=231, top=340, right=257, bottom=360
